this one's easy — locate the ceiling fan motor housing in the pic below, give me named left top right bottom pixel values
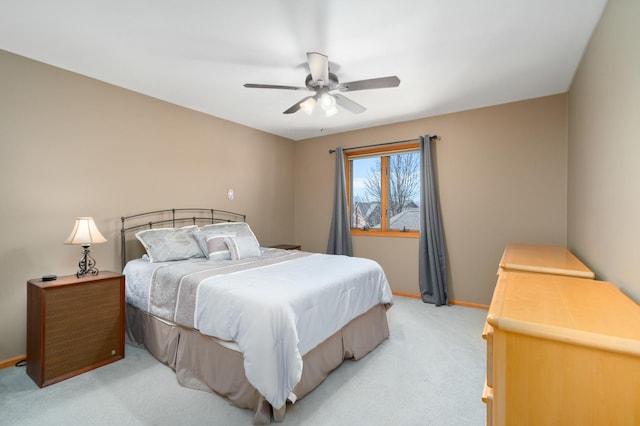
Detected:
left=305, top=73, right=339, bottom=90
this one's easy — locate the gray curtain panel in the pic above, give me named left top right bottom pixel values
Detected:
left=419, top=135, right=448, bottom=305
left=326, top=147, right=353, bottom=256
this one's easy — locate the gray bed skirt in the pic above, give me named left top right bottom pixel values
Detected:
left=125, top=303, right=390, bottom=424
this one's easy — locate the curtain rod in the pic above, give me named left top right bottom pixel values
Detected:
left=328, top=135, right=438, bottom=154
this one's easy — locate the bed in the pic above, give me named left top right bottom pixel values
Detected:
left=121, top=208, right=393, bottom=424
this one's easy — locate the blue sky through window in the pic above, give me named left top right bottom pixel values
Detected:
left=351, top=157, right=379, bottom=202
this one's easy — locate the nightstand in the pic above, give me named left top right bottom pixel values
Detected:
left=26, top=271, right=125, bottom=387
left=269, top=244, right=302, bottom=250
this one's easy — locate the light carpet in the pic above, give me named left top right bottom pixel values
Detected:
left=0, top=296, right=488, bottom=425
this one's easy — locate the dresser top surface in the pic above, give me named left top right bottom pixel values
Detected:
left=487, top=271, right=640, bottom=354
left=499, top=243, right=594, bottom=278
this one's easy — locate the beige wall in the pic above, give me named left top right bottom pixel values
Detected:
left=294, top=94, right=568, bottom=305
left=0, top=50, right=295, bottom=360
left=568, top=0, right=640, bottom=302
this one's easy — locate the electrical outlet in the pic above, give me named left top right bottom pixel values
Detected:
left=227, top=189, right=234, bottom=200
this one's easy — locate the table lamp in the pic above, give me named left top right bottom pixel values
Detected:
left=64, top=217, right=107, bottom=278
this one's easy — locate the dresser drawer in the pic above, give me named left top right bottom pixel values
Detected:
left=482, top=380, right=493, bottom=426
left=482, top=321, right=494, bottom=388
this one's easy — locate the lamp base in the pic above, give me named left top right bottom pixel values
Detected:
left=76, top=244, right=99, bottom=278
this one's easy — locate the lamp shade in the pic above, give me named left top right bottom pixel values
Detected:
left=64, top=217, right=107, bottom=245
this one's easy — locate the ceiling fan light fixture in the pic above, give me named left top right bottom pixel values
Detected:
left=320, top=93, right=338, bottom=116
left=324, top=105, right=339, bottom=117
left=319, top=92, right=336, bottom=110
left=300, top=97, right=316, bottom=115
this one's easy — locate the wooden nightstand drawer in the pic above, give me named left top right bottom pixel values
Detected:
left=27, top=271, right=124, bottom=387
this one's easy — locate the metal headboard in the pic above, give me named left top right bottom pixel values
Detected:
left=120, top=208, right=246, bottom=270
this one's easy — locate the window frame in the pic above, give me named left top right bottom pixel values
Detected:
left=345, top=142, right=420, bottom=238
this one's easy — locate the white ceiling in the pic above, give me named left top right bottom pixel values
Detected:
left=0, top=0, right=607, bottom=141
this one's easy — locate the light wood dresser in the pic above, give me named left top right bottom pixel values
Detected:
left=482, top=245, right=640, bottom=425
left=497, top=242, right=594, bottom=278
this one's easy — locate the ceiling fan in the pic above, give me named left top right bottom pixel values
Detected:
left=244, top=52, right=400, bottom=116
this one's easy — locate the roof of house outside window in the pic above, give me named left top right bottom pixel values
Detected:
left=389, top=207, right=420, bottom=230
left=357, top=205, right=420, bottom=230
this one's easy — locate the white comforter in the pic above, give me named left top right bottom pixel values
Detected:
left=125, top=250, right=393, bottom=409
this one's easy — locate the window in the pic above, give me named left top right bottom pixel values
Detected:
left=346, top=143, right=420, bottom=237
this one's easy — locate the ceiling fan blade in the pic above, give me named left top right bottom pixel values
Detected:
left=338, top=76, right=400, bottom=92
left=333, top=94, right=366, bottom=114
left=283, top=95, right=315, bottom=114
left=307, top=52, right=329, bottom=84
left=244, top=83, right=307, bottom=91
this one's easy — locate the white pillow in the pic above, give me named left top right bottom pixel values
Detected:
left=201, top=222, right=261, bottom=258
left=135, top=225, right=206, bottom=262
left=224, top=235, right=262, bottom=260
